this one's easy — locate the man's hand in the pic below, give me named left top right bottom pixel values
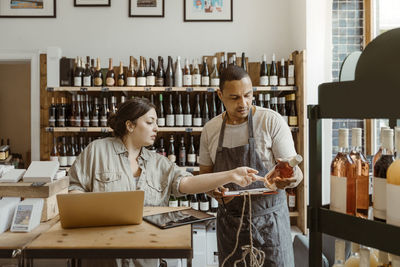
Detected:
left=207, top=186, right=234, bottom=204
left=272, top=177, right=297, bottom=189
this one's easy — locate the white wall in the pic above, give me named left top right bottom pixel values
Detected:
left=0, top=0, right=300, bottom=65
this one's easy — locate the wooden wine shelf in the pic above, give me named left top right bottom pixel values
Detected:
left=46, top=86, right=297, bottom=92
left=45, top=126, right=299, bottom=133
left=289, top=211, right=300, bottom=217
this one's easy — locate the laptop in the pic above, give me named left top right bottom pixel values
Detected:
left=57, top=191, right=144, bottom=229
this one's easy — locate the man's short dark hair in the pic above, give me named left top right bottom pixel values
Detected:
left=220, top=65, right=250, bottom=91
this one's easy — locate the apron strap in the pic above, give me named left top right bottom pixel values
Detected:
left=248, top=107, right=257, bottom=168
left=217, top=113, right=228, bottom=151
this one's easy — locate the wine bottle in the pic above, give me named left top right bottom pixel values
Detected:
left=168, top=195, right=178, bottom=207
left=127, top=56, right=136, bottom=86
left=349, top=128, right=370, bottom=218
left=167, top=135, right=176, bottom=163
left=192, top=59, right=201, bottom=87
left=49, top=97, right=57, bottom=127
left=201, top=57, right=210, bottom=86
left=219, top=55, right=225, bottom=76
left=210, top=92, right=217, bottom=119
left=57, top=97, right=66, bottom=127
left=106, top=58, right=115, bottom=86
left=90, top=97, right=99, bottom=127
left=137, top=56, right=146, bottom=87
left=175, top=93, right=184, bottom=127
left=257, top=94, right=264, bottom=108
left=155, top=56, right=165, bottom=87
left=286, top=188, right=296, bottom=212
left=210, top=57, right=220, bottom=87
left=50, top=136, right=58, bottom=162
left=252, top=96, right=256, bottom=106
left=332, top=239, right=345, bottom=267
left=279, top=58, right=287, bottom=86
left=184, top=94, right=192, bottom=127
left=278, top=97, right=288, bottom=123
left=79, top=136, right=85, bottom=153
left=179, top=195, right=189, bottom=207
left=199, top=193, right=210, bottom=212
left=187, top=135, right=196, bottom=166
left=110, top=96, right=117, bottom=115
left=372, top=127, right=391, bottom=170
left=373, top=128, right=394, bottom=222
left=230, top=54, right=237, bottom=66
left=174, top=56, right=183, bottom=87
left=241, top=52, right=247, bottom=72
left=264, top=94, right=271, bottom=109
left=74, top=57, right=83, bottom=87
left=157, top=137, right=166, bottom=156
left=288, top=94, right=298, bottom=126
left=100, top=97, right=108, bottom=127
left=270, top=97, right=279, bottom=113
left=82, top=94, right=90, bottom=127
left=166, top=94, right=175, bottom=127
left=189, top=194, right=199, bottom=210
left=67, top=136, right=76, bottom=167
left=193, top=94, right=202, bottom=127
left=83, top=56, right=92, bottom=87
left=217, top=97, right=225, bottom=115
left=386, top=127, right=400, bottom=228
left=93, top=57, right=103, bottom=87
left=259, top=54, right=269, bottom=86
left=264, top=155, right=303, bottom=191
left=165, top=56, right=174, bottom=87
left=117, top=61, right=125, bottom=86
left=270, top=54, right=278, bottom=86
left=288, top=54, right=295, bottom=85
left=59, top=136, right=68, bottom=167
left=202, top=93, right=210, bottom=125
left=330, top=128, right=356, bottom=215
left=75, top=95, right=82, bottom=127
left=157, top=94, right=166, bottom=127
left=148, top=143, right=157, bottom=153
left=183, top=58, right=192, bottom=87
left=90, top=58, right=96, bottom=84
left=146, top=58, right=156, bottom=86
left=179, top=136, right=186, bottom=167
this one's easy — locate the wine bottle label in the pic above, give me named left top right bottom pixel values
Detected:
left=193, top=118, right=202, bottom=127
left=67, top=156, right=76, bottom=166
left=201, top=76, right=210, bottom=86
left=175, top=114, right=184, bottom=126
left=211, top=78, right=220, bottom=86
left=288, top=65, right=295, bottom=78
left=100, top=117, right=108, bottom=127
left=57, top=117, right=65, bottom=127
left=169, top=200, right=178, bottom=207
left=50, top=156, right=58, bottom=162
left=211, top=198, right=218, bottom=208
left=168, top=154, right=176, bottom=163
left=146, top=76, right=155, bottom=86
left=94, top=77, right=103, bottom=86
left=166, top=115, right=175, bottom=126
left=184, top=115, right=192, bottom=126
left=193, top=74, right=201, bottom=86
left=83, top=76, right=91, bottom=86
left=180, top=200, right=189, bottom=207
left=58, top=156, right=68, bottom=167
left=74, top=77, right=82, bottom=86
left=270, top=76, right=278, bottom=86
left=282, top=115, right=288, bottom=124
left=373, top=177, right=387, bottom=220
left=387, top=184, right=400, bottom=226
left=137, top=77, right=146, bottom=86
left=82, top=117, right=90, bottom=127
left=91, top=117, right=99, bottom=127
left=288, top=195, right=296, bottom=208
left=126, top=77, right=136, bottom=86
left=49, top=117, right=56, bottom=126
left=200, top=202, right=209, bottom=212
left=175, top=76, right=183, bottom=87
left=279, top=78, right=287, bottom=86
left=179, top=150, right=186, bottom=163
left=157, top=117, right=166, bottom=127
left=117, top=79, right=125, bottom=86
left=75, top=117, right=81, bottom=127
left=330, top=175, right=347, bottom=213
left=289, top=116, right=298, bottom=126
left=156, top=78, right=164, bottom=87
left=190, top=202, right=199, bottom=210
left=187, top=154, right=196, bottom=164
left=106, top=77, right=115, bottom=86
left=183, top=75, right=192, bottom=86
left=259, top=76, right=269, bottom=86
left=70, top=117, right=75, bottom=126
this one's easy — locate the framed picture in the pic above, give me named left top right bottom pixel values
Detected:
left=129, top=0, right=164, bottom=18
left=74, top=0, right=111, bottom=7
left=0, top=0, right=56, bottom=18
left=184, top=0, right=232, bottom=22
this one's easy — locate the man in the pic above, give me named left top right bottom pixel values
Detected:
left=199, top=65, right=303, bottom=266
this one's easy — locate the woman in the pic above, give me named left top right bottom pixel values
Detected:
left=68, top=97, right=261, bottom=267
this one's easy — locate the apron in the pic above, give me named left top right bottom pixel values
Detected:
left=214, top=109, right=294, bottom=267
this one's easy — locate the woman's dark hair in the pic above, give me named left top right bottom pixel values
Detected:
left=220, top=65, right=250, bottom=91
left=108, top=97, right=156, bottom=138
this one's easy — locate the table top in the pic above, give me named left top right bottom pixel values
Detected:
left=23, top=206, right=192, bottom=259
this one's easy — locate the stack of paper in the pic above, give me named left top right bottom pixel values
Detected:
left=23, top=161, right=59, bottom=183
left=0, top=165, right=14, bottom=177
left=0, top=169, right=26, bottom=183
left=0, top=197, right=21, bottom=234
left=11, top=198, right=44, bottom=232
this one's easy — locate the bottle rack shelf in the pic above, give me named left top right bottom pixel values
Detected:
left=46, top=86, right=297, bottom=93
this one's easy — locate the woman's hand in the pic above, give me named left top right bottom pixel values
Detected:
left=230, top=167, right=262, bottom=187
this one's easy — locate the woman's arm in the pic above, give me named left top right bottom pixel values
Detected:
left=179, top=167, right=262, bottom=194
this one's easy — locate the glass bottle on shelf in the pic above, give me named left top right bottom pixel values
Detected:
left=257, top=94, right=264, bottom=108
left=49, top=97, right=56, bottom=127
left=175, top=93, right=184, bottom=127
left=157, top=137, right=166, bottom=157
left=157, top=94, right=166, bottom=127
left=82, top=94, right=90, bottom=127
left=183, top=58, right=192, bottom=87
left=201, top=57, right=210, bottom=86
left=93, top=57, right=103, bottom=87
left=278, top=97, right=288, bottom=123
left=67, top=136, right=76, bottom=167
left=74, top=94, right=82, bottom=127
left=168, top=195, right=178, bottom=207
left=166, top=94, right=175, bottom=127
left=264, top=94, right=271, bottom=109
left=333, top=239, right=346, bottom=267
left=241, top=52, right=247, bottom=72
left=193, top=94, right=202, bottom=127
left=165, top=56, right=174, bottom=87
left=179, top=195, right=189, bottom=207
left=279, top=58, right=287, bottom=86
left=199, top=193, right=210, bottom=212
left=187, top=135, right=196, bottom=166
left=210, top=57, right=220, bottom=87
left=59, top=136, right=68, bottom=167
left=218, top=55, right=225, bottom=76
left=90, top=97, right=99, bottom=127
left=136, top=56, right=146, bottom=87
left=373, top=127, right=390, bottom=170
left=269, top=54, right=278, bottom=86
left=178, top=136, right=186, bottom=167
left=189, top=194, right=199, bottom=210
left=288, top=54, right=295, bottom=85
left=259, top=54, right=269, bottom=86
left=330, top=128, right=356, bottom=215
left=192, top=59, right=201, bottom=87
left=174, top=56, right=183, bottom=87
left=210, top=92, right=217, bottom=119
left=155, top=56, right=165, bottom=87
left=167, top=135, right=176, bottom=163
left=100, top=97, right=108, bottom=127
left=146, top=58, right=156, bottom=87
left=286, top=188, right=296, bottom=212
left=349, top=128, right=370, bottom=219
left=202, top=93, right=210, bottom=125
left=74, top=57, right=83, bottom=87
left=50, top=136, right=58, bottom=162
left=83, top=56, right=92, bottom=87
left=105, top=58, right=115, bottom=86
left=288, top=94, right=298, bottom=127
left=184, top=94, right=192, bottom=127
left=126, top=56, right=136, bottom=86
left=386, top=127, right=400, bottom=227
left=117, top=61, right=125, bottom=87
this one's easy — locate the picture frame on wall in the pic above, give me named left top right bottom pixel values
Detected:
left=184, top=0, right=232, bottom=22
left=74, top=0, right=111, bottom=7
left=129, top=0, right=164, bottom=18
left=0, top=0, right=56, bottom=18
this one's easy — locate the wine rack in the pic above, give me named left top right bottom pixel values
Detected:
left=308, top=29, right=400, bottom=266
left=40, top=50, right=307, bottom=234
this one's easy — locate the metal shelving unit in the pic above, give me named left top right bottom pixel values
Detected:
left=308, top=28, right=400, bottom=266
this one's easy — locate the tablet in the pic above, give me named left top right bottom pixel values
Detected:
left=222, top=187, right=278, bottom=197
left=143, top=208, right=215, bottom=229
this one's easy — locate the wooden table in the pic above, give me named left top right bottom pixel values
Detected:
left=24, top=207, right=193, bottom=267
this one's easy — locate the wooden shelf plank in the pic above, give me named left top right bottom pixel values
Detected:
left=177, top=166, right=199, bottom=172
